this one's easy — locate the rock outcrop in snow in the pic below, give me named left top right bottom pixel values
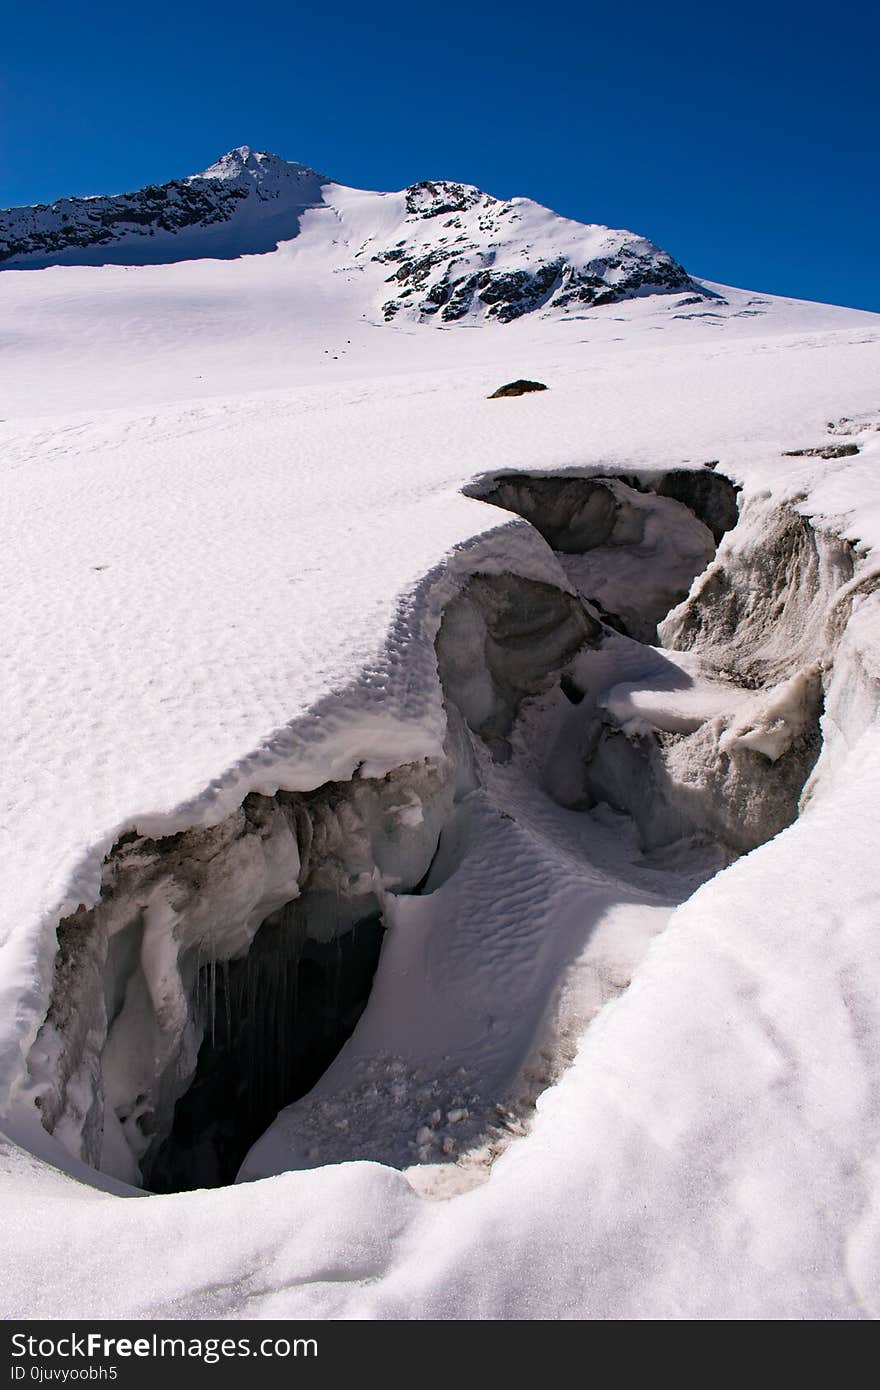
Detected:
left=372, top=178, right=696, bottom=323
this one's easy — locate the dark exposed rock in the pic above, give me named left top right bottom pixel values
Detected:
left=1, top=181, right=248, bottom=264
left=783, top=444, right=860, bottom=460
left=405, top=181, right=483, bottom=218
left=489, top=380, right=549, bottom=399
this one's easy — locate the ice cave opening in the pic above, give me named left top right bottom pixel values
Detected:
left=146, top=898, right=386, bottom=1192
left=27, top=465, right=850, bottom=1195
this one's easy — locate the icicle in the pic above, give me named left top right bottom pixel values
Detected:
left=331, top=914, right=342, bottom=1038
left=209, top=956, right=217, bottom=1047
left=222, top=958, right=231, bottom=1045
left=194, top=946, right=202, bottom=1022
left=158, top=885, right=385, bottom=1191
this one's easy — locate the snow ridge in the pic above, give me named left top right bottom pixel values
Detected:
left=0, top=148, right=328, bottom=268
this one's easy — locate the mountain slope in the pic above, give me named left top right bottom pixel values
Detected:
left=370, top=178, right=696, bottom=322
left=0, top=148, right=328, bottom=268
left=0, top=146, right=697, bottom=322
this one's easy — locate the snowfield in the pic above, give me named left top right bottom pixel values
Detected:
left=1, top=149, right=880, bottom=1318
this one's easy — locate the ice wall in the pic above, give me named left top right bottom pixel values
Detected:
left=26, top=761, right=456, bottom=1185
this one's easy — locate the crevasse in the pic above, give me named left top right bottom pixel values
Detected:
left=23, top=465, right=871, bottom=1195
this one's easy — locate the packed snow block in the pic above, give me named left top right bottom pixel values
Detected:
left=282, top=758, right=454, bottom=911
left=783, top=443, right=860, bottom=460
left=471, top=467, right=738, bottom=551
left=579, top=668, right=824, bottom=855
left=435, top=572, right=601, bottom=757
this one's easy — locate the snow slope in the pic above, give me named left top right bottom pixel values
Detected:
left=1, top=149, right=880, bottom=1317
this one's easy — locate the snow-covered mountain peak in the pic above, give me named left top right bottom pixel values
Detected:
left=196, top=145, right=276, bottom=178
left=370, top=178, right=696, bottom=323
left=0, top=147, right=330, bottom=269
left=193, top=146, right=327, bottom=192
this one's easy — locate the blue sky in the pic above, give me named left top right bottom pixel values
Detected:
left=2, top=0, right=878, bottom=310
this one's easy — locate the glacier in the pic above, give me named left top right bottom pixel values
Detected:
left=0, top=149, right=879, bottom=1318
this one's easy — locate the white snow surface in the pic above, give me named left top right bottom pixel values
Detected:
left=2, top=158, right=880, bottom=1317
